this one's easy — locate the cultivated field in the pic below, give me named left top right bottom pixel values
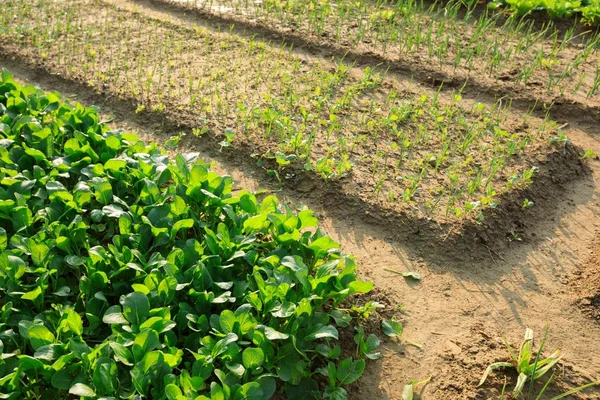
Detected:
left=1, top=0, right=600, bottom=399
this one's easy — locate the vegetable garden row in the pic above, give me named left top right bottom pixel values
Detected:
left=0, top=69, right=401, bottom=399
left=0, top=0, right=589, bottom=225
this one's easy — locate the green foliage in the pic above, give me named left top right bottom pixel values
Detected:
left=489, top=0, right=600, bottom=23
left=381, top=320, right=403, bottom=337
left=0, top=69, right=374, bottom=399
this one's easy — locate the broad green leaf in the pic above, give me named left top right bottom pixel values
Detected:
left=348, top=280, right=373, bottom=294
left=104, top=158, right=127, bottom=172
left=69, top=383, right=96, bottom=397
left=22, top=286, right=43, bottom=302
left=51, top=369, right=73, bottom=390
left=211, top=382, right=226, bottom=400
left=304, top=324, right=339, bottom=341
left=165, top=383, right=183, bottom=400
left=122, top=292, right=150, bottom=327
left=34, top=344, right=61, bottom=361
left=94, top=181, right=113, bottom=205
left=336, top=358, right=365, bottom=385
left=2, top=254, right=26, bottom=279
left=284, top=379, right=319, bottom=400
left=260, top=326, right=289, bottom=340
left=298, top=209, right=318, bottom=228
left=281, top=255, right=310, bottom=291
left=172, top=218, right=194, bottom=238
left=272, top=301, right=296, bottom=318
left=132, top=329, right=160, bottom=362
left=308, top=236, right=340, bottom=258
left=157, top=277, right=177, bottom=305
left=242, top=347, right=264, bottom=369
left=119, top=214, right=132, bottom=234
left=18, top=355, right=45, bottom=372
left=234, top=382, right=264, bottom=400
left=102, top=204, right=126, bottom=218
left=103, top=305, right=128, bottom=325
left=226, top=362, right=245, bottom=377
left=219, top=310, right=236, bottom=334
left=109, top=342, right=133, bottom=366
left=324, top=386, right=347, bottom=400
left=60, top=308, right=83, bottom=336
left=259, top=196, right=279, bottom=214
left=93, top=358, right=118, bottom=395
left=28, top=324, right=55, bottom=350
left=30, top=243, right=50, bottom=266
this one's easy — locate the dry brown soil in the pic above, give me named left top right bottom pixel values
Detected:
left=2, top=0, right=600, bottom=398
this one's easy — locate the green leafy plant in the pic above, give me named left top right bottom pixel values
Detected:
left=317, top=358, right=366, bottom=400
left=0, top=69, right=376, bottom=399
left=478, top=325, right=599, bottom=399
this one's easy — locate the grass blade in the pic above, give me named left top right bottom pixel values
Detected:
left=528, top=324, right=549, bottom=398
left=549, top=381, right=600, bottom=400
left=535, top=372, right=555, bottom=400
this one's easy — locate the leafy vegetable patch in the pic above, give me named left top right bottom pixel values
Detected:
left=0, top=69, right=376, bottom=399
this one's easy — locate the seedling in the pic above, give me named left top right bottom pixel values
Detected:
left=522, top=198, right=534, bottom=208
left=479, top=326, right=599, bottom=398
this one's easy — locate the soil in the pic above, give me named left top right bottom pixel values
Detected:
left=578, top=236, right=600, bottom=322
left=2, top=0, right=600, bottom=398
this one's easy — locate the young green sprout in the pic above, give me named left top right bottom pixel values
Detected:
left=479, top=326, right=599, bottom=398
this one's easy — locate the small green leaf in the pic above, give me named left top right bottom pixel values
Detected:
left=348, top=280, right=374, bottom=294
left=0, top=227, right=6, bottom=251
left=382, top=320, right=403, bottom=337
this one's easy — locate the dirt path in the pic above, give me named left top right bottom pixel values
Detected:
left=4, top=51, right=600, bottom=399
